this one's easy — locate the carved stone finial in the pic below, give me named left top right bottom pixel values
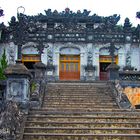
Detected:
left=123, top=18, right=132, bottom=32
left=0, top=8, right=4, bottom=17
left=136, top=11, right=140, bottom=19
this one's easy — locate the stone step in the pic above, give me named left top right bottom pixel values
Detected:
left=32, top=108, right=122, bottom=112
left=46, top=91, right=112, bottom=93
left=47, top=91, right=111, bottom=93
left=47, top=90, right=111, bottom=93
left=44, top=102, right=117, bottom=105
left=43, top=103, right=116, bottom=106
left=47, top=82, right=107, bottom=85
left=43, top=101, right=116, bottom=105
left=29, top=108, right=140, bottom=112
left=46, top=93, right=112, bottom=96
left=45, top=95, right=113, bottom=98
left=43, top=105, right=118, bottom=109
left=47, top=88, right=109, bottom=91
left=43, top=103, right=117, bottom=107
left=24, top=126, right=140, bottom=134
left=23, top=133, right=140, bottom=140
left=28, top=111, right=140, bottom=117
left=26, top=121, right=140, bottom=128
left=27, top=116, right=140, bottom=122
left=44, top=98, right=115, bottom=102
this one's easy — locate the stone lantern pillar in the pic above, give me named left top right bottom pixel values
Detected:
left=4, top=62, right=31, bottom=108
left=34, top=62, right=47, bottom=81
left=106, top=63, right=120, bottom=80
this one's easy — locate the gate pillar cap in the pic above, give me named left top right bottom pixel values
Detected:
left=4, top=63, right=31, bottom=78
left=106, top=63, right=120, bottom=70
left=34, top=62, right=47, bottom=69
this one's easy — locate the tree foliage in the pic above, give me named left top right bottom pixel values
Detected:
left=0, top=49, right=8, bottom=80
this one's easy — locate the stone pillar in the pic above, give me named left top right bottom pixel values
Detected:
left=4, top=63, right=31, bottom=109
left=125, top=44, right=131, bottom=67
left=85, top=65, right=96, bottom=81
left=80, top=52, right=85, bottom=81
left=54, top=51, right=60, bottom=80
left=106, top=63, right=120, bottom=80
left=94, top=48, right=100, bottom=80
left=46, top=64, right=56, bottom=81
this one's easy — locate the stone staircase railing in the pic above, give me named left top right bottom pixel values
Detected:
left=108, top=81, right=132, bottom=109
left=119, top=71, right=140, bottom=81
left=30, top=79, right=46, bottom=109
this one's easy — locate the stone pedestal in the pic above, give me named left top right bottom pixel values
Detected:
left=85, top=65, right=96, bottom=81
left=46, top=64, right=56, bottom=81
left=106, top=63, right=120, bottom=80
left=4, top=63, right=31, bottom=109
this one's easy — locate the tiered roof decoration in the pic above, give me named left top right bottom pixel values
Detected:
left=2, top=8, right=140, bottom=44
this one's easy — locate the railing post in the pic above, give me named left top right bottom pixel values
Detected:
left=106, top=63, right=120, bottom=81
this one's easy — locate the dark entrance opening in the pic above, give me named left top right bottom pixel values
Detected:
left=24, top=62, right=35, bottom=69
left=100, top=62, right=111, bottom=80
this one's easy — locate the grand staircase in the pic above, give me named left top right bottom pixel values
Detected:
left=22, top=82, right=140, bottom=140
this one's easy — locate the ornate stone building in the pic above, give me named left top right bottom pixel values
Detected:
left=0, top=8, right=140, bottom=81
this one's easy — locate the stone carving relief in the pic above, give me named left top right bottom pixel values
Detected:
left=126, top=51, right=131, bottom=66
left=47, top=46, right=53, bottom=65
left=8, top=81, right=23, bottom=99
left=9, top=50, right=15, bottom=63
left=54, top=22, right=86, bottom=32
left=87, top=48, right=93, bottom=65
left=7, top=46, right=15, bottom=64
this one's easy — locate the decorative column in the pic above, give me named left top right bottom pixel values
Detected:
left=46, top=46, right=56, bottom=81
left=94, top=48, right=100, bottom=80
left=125, top=43, right=131, bottom=67
left=85, top=47, right=96, bottom=81
left=80, top=51, right=85, bottom=81
left=123, top=18, right=133, bottom=69
left=54, top=50, right=60, bottom=80
left=4, top=62, right=31, bottom=109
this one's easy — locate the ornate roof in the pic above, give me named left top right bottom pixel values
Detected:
left=5, top=8, right=140, bottom=44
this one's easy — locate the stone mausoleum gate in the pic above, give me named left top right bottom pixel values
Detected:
left=1, top=8, right=139, bottom=81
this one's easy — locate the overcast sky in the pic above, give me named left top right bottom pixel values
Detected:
left=0, top=0, right=140, bottom=26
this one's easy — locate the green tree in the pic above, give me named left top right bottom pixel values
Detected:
left=0, top=49, right=8, bottom=80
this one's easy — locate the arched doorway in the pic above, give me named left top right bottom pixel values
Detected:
left=22, top=45, right=40, bottom=69
left=59, top=47, right=80, bottom=80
